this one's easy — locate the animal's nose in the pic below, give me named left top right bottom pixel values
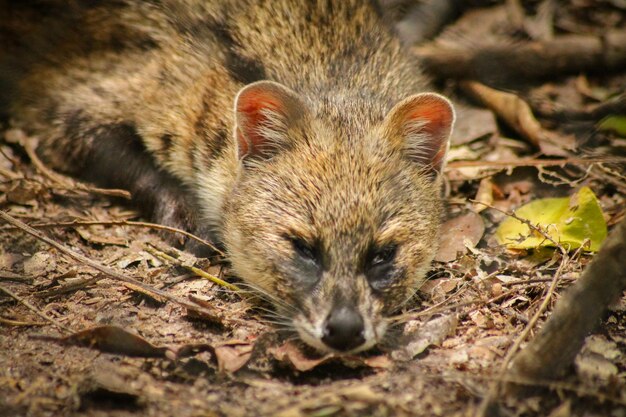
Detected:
left=322, top=305, right=365, bottom=351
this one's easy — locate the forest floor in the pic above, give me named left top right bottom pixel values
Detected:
left=1, top=1, right=626, bottom=417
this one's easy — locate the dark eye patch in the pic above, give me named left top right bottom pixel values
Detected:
left=288, top=235, right=318, bottom=263
left=364, top=243, right=397, bottom=290
left=284, top=234, right=323, bottom=288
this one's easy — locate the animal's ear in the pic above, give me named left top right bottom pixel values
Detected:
left=234, top=81, right=308, bottom=162
left=382, top=93, right=454, bottom=174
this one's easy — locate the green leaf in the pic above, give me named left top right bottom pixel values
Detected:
left=598, top=115, right=626, bottom=137
left=496, top=187, right=607, bottom=252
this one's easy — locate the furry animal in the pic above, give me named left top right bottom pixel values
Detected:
left=0, top=0, right=455, bottom=353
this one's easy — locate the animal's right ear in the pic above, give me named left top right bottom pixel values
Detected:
left=234, top=81, right=308, bottom=162
left=381, top=92, right=455, bottom=175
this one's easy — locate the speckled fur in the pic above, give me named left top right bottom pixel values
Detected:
left=1, top=0, right=454, bottom=352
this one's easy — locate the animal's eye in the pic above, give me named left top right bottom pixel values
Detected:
left=368, top=245, right=397, bottom=268
left=289, top=236, right=317, bottom=262
left=365, top=244, right=397, bottom=290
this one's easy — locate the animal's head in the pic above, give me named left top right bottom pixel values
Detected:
left=223, top=81, right=454, bottom=353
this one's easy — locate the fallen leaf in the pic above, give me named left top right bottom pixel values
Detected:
left=575, top=351, right=618, bottom=383
left=468, top=311, right=492, bottom=329
left=546, top=401, right=571, bottom=417
left=598, top=115, right=626, bottom=137
left=582, top=335, right=621, bottom=361
left=270, top=342, right=391, bottom=372
left=75, top=227, right=128, bottom=247
left=23, top=251, right=56, bottom=276
left=6, top=179, right=43, bottom=204
left=214, top=341, right=253, bottom=373
left=391, top=314, right=458, bottom=361
left=271, top=342, right=333, bottom=372
left=450, top=105, right=497, bottom=146
left=36, top=325, right=169, bottom=357
left=473, top=178, right=494, bottom=213
left=436, top=212, right=485, bottom=262
left=461, top=80, right=575, bottom=156
left=496, top=186, right=607, bottom=252
left=419, top=278, right=460, bottom=297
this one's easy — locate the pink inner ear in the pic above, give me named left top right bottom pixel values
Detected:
left=403, top=94, right=454, bottom=171
left=237, top=90, right=283, bottom=158
left=407, top=100, right=451, bottom=137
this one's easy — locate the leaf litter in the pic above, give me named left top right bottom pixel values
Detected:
left=1, top=2, right=626, bottom=416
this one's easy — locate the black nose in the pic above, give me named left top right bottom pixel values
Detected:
left=322, top=306, right=365, bottom=351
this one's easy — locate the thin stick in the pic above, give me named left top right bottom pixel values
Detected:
left=0, top=283, right=72, bottom=332
left=471, top=199, right=566, bottom=253
left=1, top=219, right=225, bottom=256
left=500, top=256, right=568, bottom=369
left=392, top=281, right=550, bottom=323
left=447, top=156, right=626, bottom=169
left=0, top=210, right=234, bottom=321
left=471, top=199, right=570, bottom=416
left=475, top=254, right=569, bottom=416
left=0, top=316, right=48, bottom=327
left=145, top=246, right=239, bottom=292
left=21, top=140, right=131, bottom=199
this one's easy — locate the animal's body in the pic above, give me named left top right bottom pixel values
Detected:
left=1, top=0, right=454, bottom=353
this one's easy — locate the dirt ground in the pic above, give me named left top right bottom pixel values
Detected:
left=2, top=1, right=626, bottom=417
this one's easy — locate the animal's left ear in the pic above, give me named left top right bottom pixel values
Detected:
left=382, top=93, right=455, bottom=174
left=234, top=81, right=309, bottom=163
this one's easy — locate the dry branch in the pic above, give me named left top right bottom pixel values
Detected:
left=0, top=219, right=224, bottom=256
left=507, top=215, right=626, bottom=382
left=446, top=156, right=626, bottom=169
left=0, top=283, right=72, bottom=332
left=415, top=30, right=626, bottom=83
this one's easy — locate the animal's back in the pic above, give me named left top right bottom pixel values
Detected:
left=2, top=0, right=423, bottom=175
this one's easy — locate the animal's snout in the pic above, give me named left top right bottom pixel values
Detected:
left=322, top=305, right=365, bottom=351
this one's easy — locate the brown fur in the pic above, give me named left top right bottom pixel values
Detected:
left=0, top=0, right=455, bottom=352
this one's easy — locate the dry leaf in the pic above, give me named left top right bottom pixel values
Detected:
left=496, top=186, right=607, bottom=252
left=462, top=81, right=575, bottom=156
left=436, top=212, right=485, bottom=262
left=75, top=227, right=128, bottom=247
left=450, top=105, right=497, bottom=146
left=474, top=178, right=494, bottom=213
left=392, top=314, right=458, bottom=361
left=39, top=325, right=169, bottom=358
left=214, top=341, right=253, bottom=373
left=271, top=342, right=333, bottom=372
left=6, top=179, right=43, bottom=204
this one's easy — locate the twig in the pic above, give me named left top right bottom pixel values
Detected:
left=0, top=270, right=34, bottom=284
left=21, top=140, right=131, bottom=199
left=145, top=246, right=239, bottom=292
left=446, top=156, right=626, bottom=169
left=414, top=30, right=626, bottom=82
left=0, top=316, right=48, bottom=327
left=502, top=256, right=568, bottom=370
left=34, top=275, right=104, bottom=298
left=0, top=210, right=236, bottom=321
left=498, top=275, right=576, bottom=287
left=0, top=219, right=225, bottom=256
left=508, top=215, right=626, bottom=384
left=0, top=167, right=21, bottom=180
left=0, top=283, right=72, bottom=333
left=471, top=199, right=570, bottom=416
left=391, top=281, right=552, bottom=323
